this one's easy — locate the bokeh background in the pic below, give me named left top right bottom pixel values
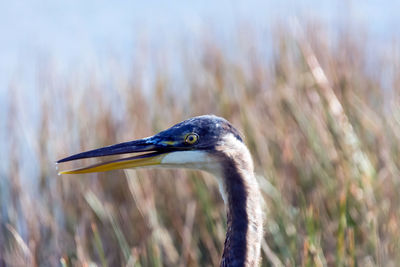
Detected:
left=1, top=1, right=400, bottom=266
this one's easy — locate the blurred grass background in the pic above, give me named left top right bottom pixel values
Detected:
left=1, top=6, right=400, bottom=267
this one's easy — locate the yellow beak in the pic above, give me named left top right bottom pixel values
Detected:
left=57, top=137, right=173, bottom=175
left=58, top=152, right=166, bottom=175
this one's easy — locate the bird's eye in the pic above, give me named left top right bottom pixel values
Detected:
left=185, top=133, right=199, bottom=145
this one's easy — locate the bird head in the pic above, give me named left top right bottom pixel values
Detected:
left=57, top=115, right=246, bottom=175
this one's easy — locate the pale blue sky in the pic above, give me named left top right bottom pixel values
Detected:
left=0, top=0, right=398, bottom=77
left=0, top=0, right=399, bottom=117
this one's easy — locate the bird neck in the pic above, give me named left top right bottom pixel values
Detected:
left=217, top=153, right=263, bottom=267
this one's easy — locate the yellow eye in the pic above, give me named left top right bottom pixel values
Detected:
left=185, top=133, right=199, bottom=145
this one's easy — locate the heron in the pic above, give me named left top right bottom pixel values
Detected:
left=57, top=115, right=263, bottom=267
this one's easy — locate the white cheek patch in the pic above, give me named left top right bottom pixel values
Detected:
left=161, top=151, right=220, bottom=172
left=161, top=151, right=208, bottom=165
left=161, top=151, right=228, bottom=203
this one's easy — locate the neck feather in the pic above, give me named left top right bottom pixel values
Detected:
left=214, top=140, right=263, bottom=267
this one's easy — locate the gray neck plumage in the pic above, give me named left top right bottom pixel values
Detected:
left=216, top=148, right=263, bottom=267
